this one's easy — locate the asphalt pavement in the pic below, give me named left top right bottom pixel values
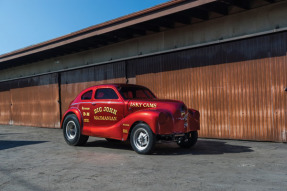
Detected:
left=0, top=125, right=286, bottom=191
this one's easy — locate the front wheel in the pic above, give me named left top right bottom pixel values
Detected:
left=63, top=114, right=89, bottom=146
left=130, top=123, right=156, bottom=154
left=177, top=131, right=198, bottom=148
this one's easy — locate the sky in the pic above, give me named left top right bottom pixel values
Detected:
left=0, top=0, right=169, bottom=55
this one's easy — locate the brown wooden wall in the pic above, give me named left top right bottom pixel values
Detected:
left=0, top=31, right=286, bottom=142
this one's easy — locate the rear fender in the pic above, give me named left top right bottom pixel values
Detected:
left=61, top=107, right=83, bottom=128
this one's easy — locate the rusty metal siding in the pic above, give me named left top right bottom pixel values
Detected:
left=270, top=33, right=287, bottom=142
left=0, top=74, right=60, bottom=128
left=10, top=74, right=60, bottom=128
left=0, top=90, right=11, bottom=124
left=60, top=62, right=126, bottom=114
left=129, top=31, right=287, bottom=142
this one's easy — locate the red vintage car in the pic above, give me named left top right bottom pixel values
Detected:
left=61, top=84, right=200, bottom=154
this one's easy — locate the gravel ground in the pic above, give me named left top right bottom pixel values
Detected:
left=0, top=125, right=286, bottom=191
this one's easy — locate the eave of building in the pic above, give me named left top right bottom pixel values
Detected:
left=0, top=0, right=283, bottom=69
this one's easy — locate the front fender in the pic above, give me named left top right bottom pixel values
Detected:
left=61, top=107, right=83, bottom=128
left=188, top=108, right=200, bottom=131
left=121, top=109, right=161, bottom=141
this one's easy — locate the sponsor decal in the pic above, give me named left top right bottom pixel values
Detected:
left=123, top=124, right=130, bottom=127
left=94, top=107, right=118, bottom=121
left=94, top=116, right=117, bottom=121
left=129, top=102, right=157, bottom=108
left=82, top=107, right=90, bottom=111
left=94, top=107, right=117, bottom=115
left=123, top=129, right=128, bottom=134
left=84, top=119, right=89, bottom=123
left=83, top=112, right=90, bottom=117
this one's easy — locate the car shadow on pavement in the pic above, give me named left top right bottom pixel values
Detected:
left=153, top=139, right=254, bottom=155
left=85, top=139, right=253, bottom=155
left=85, top=140, right=133, bottom=151
left=0, top=140, right=48, bottom=151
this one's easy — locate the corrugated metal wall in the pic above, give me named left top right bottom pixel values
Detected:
left=128, top=32, right=287, bottom=142
left=0, top=31, right=286, bottom=142
left=0, top=74, right=60, bottom=128
left=0, top=88, right=11, bottom=125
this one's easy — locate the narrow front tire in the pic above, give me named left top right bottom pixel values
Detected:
left=130, top=123, right=156, bottom=155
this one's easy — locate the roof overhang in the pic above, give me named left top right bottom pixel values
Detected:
left=0, top=0, right=283, bottom=69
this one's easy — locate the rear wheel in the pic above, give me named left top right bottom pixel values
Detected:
left=63, top=114, right=89, bottom=146
left=130, top=123, right=156, bottom=155
left=177, top=131, right=198, bottom=148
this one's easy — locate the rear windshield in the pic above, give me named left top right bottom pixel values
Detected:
left=118, top=86, right=156, bottom=100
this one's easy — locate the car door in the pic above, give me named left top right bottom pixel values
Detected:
left=92, top=87, right=124, bottom=128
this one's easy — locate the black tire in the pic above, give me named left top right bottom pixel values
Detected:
left=63, top=114, right=89, bottom=146
left=177, top=131, right=198, bottom=148
left=130, top=123, right=156, bottom=154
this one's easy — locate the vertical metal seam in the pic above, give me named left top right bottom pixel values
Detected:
left=125, top=61, right=128, bottom=84
left=269, top=51, right=274, bottom=141
left=9, top=88, right=12, bottom=125
left=58, top=72, right=62, bottom=124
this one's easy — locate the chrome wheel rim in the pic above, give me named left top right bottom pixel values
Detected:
left=66, top=121, right=77, bottom=140
left=133, top=128, right=149, bottom=151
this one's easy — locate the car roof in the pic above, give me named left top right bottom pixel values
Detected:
left=77, top=84, right=148, bottom=98
left=89, top=83, right=147, bottom=89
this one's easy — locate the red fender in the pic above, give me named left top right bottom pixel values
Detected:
left=61, top=107, right=83, bottom=128
left=121, top=109, right=161, bottom=141
left=188, top=108, right=200, bottom=131
left=120, top=109, right=175, bottom=141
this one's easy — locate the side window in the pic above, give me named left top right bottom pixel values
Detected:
left=95, top=88, right=118, bottom=99
left=81, top=90, right=93, bottom=100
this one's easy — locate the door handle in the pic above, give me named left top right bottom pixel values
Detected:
left=92, top=102, right=97, bottom=106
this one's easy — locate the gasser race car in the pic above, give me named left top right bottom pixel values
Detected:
left=61, top=84, right=200, bottom=154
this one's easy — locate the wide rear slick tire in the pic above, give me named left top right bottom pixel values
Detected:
left=130, top=123, right=156, bottom=155
left=63, top=114, right=89, bottom=146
